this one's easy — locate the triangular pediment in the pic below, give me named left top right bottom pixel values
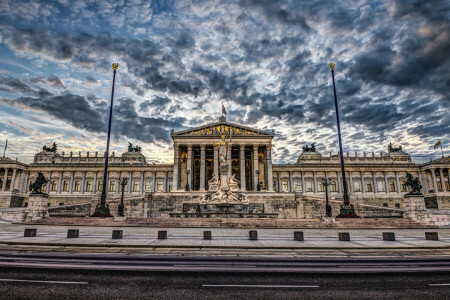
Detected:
left=171, top=121, right=274, bottom=138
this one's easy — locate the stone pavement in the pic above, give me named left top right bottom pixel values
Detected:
left=0, top=223, right=449, bottom=250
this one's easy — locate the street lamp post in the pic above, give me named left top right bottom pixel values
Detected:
left=329, top=63, right=358, bottom=218
left=321, top=178, right=332, bottom=217
left=117, top=177, right=128, bottom=217
left=92, top=63, right=119, bottom=217
left=185, top=169, right=190, bottom=191
left=255, top=170, right=261, bottom=191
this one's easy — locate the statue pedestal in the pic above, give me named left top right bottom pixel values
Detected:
left=25, top=194, right=49, bottom=222
left=404, top=194, right=432, bottom=223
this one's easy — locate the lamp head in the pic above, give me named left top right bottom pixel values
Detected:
left=328, top=62, right=335, bottom=70
left=112, top=63, right=119, bottom=70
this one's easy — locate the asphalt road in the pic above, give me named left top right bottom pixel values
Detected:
left=0, top=253, right=449, bottom=299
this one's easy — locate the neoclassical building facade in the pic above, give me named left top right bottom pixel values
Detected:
left=0, top=118, right=449, bottom=218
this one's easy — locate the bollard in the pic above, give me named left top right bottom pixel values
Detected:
left=67, top=229, right=79, bottom=238
left=24, top=228, right=37, bottom=237
left=425, top=232, right=439, bottom=241
left=249, top=230, right=258, bottom=240
left=294, top=231, right=304, bottom=241
left=382, top=232, right=395, bottom=241
left=158, top=231, right=167, bottom=240
left=338, top=232, right=350, bottom=241
left=112, top=230, right=123, bottom=239
left=203, top=231, right=212, bottom=240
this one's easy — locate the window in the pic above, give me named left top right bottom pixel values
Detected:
left=51, top=181, right=58, bottom=192
left=330, top=181, right=337, bottom=192
left=377, top=181, right=385, bottom=192
left=109, top=181, right=116, bottom=192
left=354, top=181, right=361, bottom=192
left=401, top=181, right=407, bottom=192
left=97, top=182, right=103, bottom=192
left=319, top=181, right=325, bottom=192
left=74, top=181, right=80, bottom=192
left=294, top=181, right=302, bottom=191
left=63, top=181, right=69, bottom=192
left=145, top=181, right=152, bottom=191
left=282, top=180, right=289, bottom=192
left=133, top=181, right=139, bottom=192
left=86, top=181, right=92, bottom=192
left=395, top=203, right=400, bottom=208
left=59, top=202, right=64, bottom=206
left=306, top=181, right=313, bottom=192
left=157, top=181, right=163, bottom=192
left=383, top=203, right=388, bottom=207
left=389, top=181, right=396, bottom=192
left=366, top=183, right=372, bottom=192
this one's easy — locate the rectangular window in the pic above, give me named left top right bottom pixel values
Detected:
left=401, top=181, right=407, bottom=192
left=133, top=181, right=139, bottom=192
left=109, top=181, right=116, bottom=192
left=377, top=181, right=385, bottom=192
left=306, top=181, right=313, bottom=192
left=63, top=181, right=69, bottom=192
left=86, top=181, right=92, bottom=192
left=354, top=181, right=361, bottom=192
left=97, top=182, right=103, bottom=192
left=389, top=181, right=396, bottom=192
left=157, top=181, right=163, bottom=192
left=330, top=181, right=337, bottom=192
left=366, top=183, right=372, bottom=192
left=51, top=181, right=58, bottom=192
left=319, top=182, right=325, bottom=192
left=282, top=180, right=289, bottom=192
left=145, top=181, right=152, bottom=191
left=294, top=181, right=302, bottom=191
left=74, top=181, right=80, bottom=192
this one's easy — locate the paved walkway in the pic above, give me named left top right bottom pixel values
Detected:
left=0, top=224, right=449, bottom=249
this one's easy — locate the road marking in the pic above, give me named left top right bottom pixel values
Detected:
left=202, top=284, right=319, bottom=288
left=428, top=283, right=450, bottom=286
left=0, top=279, right=88, bottom=285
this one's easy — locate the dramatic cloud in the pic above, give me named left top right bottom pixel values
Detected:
left=0, top=0, right=448, bottom=163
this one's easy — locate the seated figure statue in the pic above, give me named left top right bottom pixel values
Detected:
left=208, top=174, right=219, bottom=191
left=228, top=174, right=240, bottom=191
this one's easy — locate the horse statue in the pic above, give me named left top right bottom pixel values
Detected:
left=42, top=143, right=57, bottom=152
left=302, top=142, right=316, bottom=152
left=127, top=142, right=142, bottom=152
left=388, top=142, right=402, bottom=153
left=403, top=173, right=422, bottom=196
left=29, top=172, right=52, bottom=194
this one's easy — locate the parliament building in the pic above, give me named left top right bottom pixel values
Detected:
left=0, top=117, right=449, bottom=221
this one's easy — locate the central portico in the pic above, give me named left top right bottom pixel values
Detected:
left=171, top=116, right=274, bottom=192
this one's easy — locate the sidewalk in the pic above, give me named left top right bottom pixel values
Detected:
left=0, top=224, right=449, bottom=250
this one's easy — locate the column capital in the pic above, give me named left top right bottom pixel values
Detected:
left=239, top=144, right=246, bottom=150
left=200, top=144, right=206, bottom=150
left=266, top=144, right=272, bottom=150
left=187, top=144, right=193, bottom=150
left=174, top=144, right=180, bottom=150
left=252, top=144, right=259, bottom=151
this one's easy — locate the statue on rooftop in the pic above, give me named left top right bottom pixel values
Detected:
left=302, top=143, right=316, bottom=152
left=388, top=142, right=402, bottom=153
left=127, top=142, right=142, bottom=153
left=404, top=173, right=423, bottom=196
left=42, top=143, right=57, bottom=152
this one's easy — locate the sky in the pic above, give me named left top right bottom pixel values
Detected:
left=0, top=0, right=448, bottom=164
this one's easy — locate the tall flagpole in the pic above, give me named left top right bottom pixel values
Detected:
left=92, top=63, right=118, bottom=217
left=329, top=63, right=358, bottom=218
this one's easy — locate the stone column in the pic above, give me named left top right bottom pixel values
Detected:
left=45, top=171, right=51, bottom=194
left=227, top=144, right=232, bottom=178
left=172, top=144, right=180, bottom=191
left=115, top=172, right=121, bottom=194
left=372, top=171, right=377, bottom=194
left=18, top=172, right=24, bottom=193
left=69, top=172, right=74, bottom=194
left=23, top=173, right=29, bottom=193
left=439, top=168, right=447, bottom=192
left=313, top=171, right=317, bottom=194
left=253, top=145, right=259, bottom=191
left=300, top=172, right=306, bottom=194
left=421, top=172, right=429, bottom=193
left=239, top=145, right=246, bottom=191
left=187, top=145, right=193, bottom=190
left=164, top=172, right=168, bottom=192
left=431, top=169, right=438, bottom=192
left=213, top=145, right=219, bottom=176
left=128, top=171, right=132, bottom=194
left=200, top=145, right=206, bottom=191
left=337, top=171, right=342, bottom=194
left=278, top=172, right=282, bottom=192
left=152, top=171, right=156, bottom=192
left=92, top=171, right=97, bottom=194
left=289, top=171, right=294, bottom=192
left=361, top=171, right=366, bottom=194
left=1, top=168, right=8, bottom=192
left=266, top=145, right=274, bottom=191
left=348, top=172, right=354, bottom=194
left=140, top=172, right=144, bottom=194
left=81, top=171, right=86, bottom=194
left=395, top=172, right=401, bottom=194
left=384, top=172, right=389, bottom=194
left=10, top=168, right=17, bottom=192
left=57, top=172, right=63, bottom=194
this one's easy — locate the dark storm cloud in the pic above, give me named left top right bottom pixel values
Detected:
left=85, top=76, right=100, bottom=86
left=139, top=96, right=171, bottom=111
left=0, top=75, right=52, bottom=97
left=30, top=75, right=65, bottom=89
